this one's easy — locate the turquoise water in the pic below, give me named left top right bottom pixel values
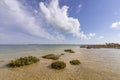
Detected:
left=0, top=45, right=77, bottom=54
left=0, top=45, right=78, bottom=60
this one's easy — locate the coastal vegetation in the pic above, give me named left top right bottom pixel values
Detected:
left=61, top=53, right=65, bottom=55
left=80, top=43, right=120, bottom=49
left=51, top=61, right=66, bottom=70
left=8, top=56, right=40, bottom=68
left=42, top=54, right=61, bottom=60
left=70, top=60, right=81, bottom=65
left=7, top=49, right=81, bottom=70
left=64, top=49, right=75, bottom=53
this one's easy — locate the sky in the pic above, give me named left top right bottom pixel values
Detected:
left=0, top=0, right=120, bottom=44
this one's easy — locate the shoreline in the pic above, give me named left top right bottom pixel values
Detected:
left=0, top=47, right=120, bottom=80
left=80, top=43, right=120, bottom=49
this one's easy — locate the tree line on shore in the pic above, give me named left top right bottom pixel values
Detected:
left=80, top=43, right=120, bottom=49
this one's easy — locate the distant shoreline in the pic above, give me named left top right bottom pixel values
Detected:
left=80, top=43, right=120, bottom=49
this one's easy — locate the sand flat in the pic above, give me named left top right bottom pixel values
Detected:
left=0, top=52, right=120, bottom=80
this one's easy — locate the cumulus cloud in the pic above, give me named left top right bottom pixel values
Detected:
left=111, top=21, right=120, bottom=29
left=87, top=33, right=96, bottom=39
left=0, top=0, right=95, bottom=44
left=0, top=0, right=54, bottom=40
left=99, top=36, right=104, bottom=39
left=39, top=0, right=94, bottom=39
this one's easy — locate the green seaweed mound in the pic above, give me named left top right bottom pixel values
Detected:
left=64, top=49, right=75, bottom=53
left=42, top=54, right=61, bottom=60
left=8, top=56, right=40, bottom=67
left=61, top=53, right=64, bottom=55
left=70, top=60, right=81, bottom=65
left=51, top=61, right=66, bottom=70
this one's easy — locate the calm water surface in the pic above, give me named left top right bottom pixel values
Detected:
left=0, top=45, right=120, bottom=80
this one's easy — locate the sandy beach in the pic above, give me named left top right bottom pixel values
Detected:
left=1, top=0, right=120, bottom=79
left=0, top=47, right=120, bottom=80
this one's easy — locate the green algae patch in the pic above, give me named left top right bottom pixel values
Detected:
left=42, top=54, right=61, bottom=60
left=70, top=60, right=81, bottom=65
left=8, top=56, right=40, bottom=68
left=64, top=49, right=75, bottom=53
left=51, top=61, right=66, bottom=70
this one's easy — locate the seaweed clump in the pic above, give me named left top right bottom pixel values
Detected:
left=51, top=61, right=66, bottom=70
left=61, top=53, right=64, bottom=55
left=64, top=49, right=75, bottom=53
left=8, top=56, right=40, bottom=68
left=70, top=60, right=81, bottom=65
left=42, top=54, right=61, bottom=60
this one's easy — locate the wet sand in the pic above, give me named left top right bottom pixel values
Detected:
left=0, top=51, right=120, bottom=80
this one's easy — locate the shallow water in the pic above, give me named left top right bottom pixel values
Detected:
left=0, top=45, right=120, bottom=80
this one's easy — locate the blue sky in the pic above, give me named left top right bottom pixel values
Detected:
left=0, top=0, right=120, bottom=44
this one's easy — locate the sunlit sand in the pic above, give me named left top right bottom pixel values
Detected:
left=0, top=48, right=120, bottom=80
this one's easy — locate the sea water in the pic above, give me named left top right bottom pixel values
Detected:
left=0, top=45, right=120, bottom=80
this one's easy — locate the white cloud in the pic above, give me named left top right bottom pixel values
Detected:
left=99, top=36, right=104, bottom=39
left=0, top=0, right=95, bottom=44
left=0, top=32, right=49, bottom=44
left=0, top=0, right=54, bottom=40
left=78, top=4, right=82, bottom=9
left=39, top=0, right=94, bottom=40
left=54, top=32, right=65, bottom=41
left=88, top=33, right=96, bottom=37
left=111, top=21, right=120, bottom=29
left=34, top=10, right=38, bottom=14
left=76, top=4, right=82, bottom=14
